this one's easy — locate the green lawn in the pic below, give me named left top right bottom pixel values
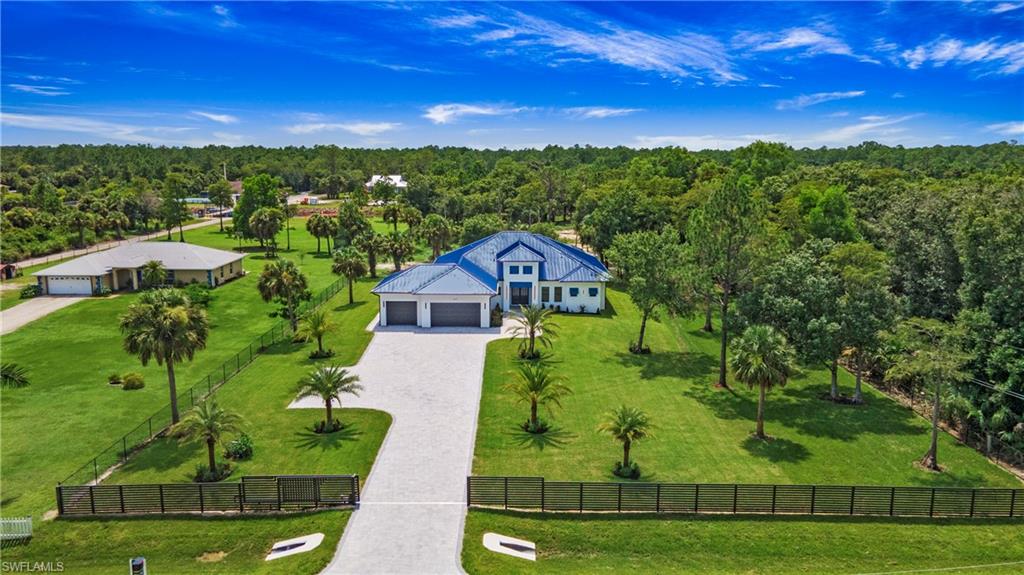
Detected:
left=473, top=288, right=1018, bottom=487
left=463, top=509, right=1024, bottom=575
left=4, top=511, right=349, bottom=574
left=0, top=219, right=387, bottom=517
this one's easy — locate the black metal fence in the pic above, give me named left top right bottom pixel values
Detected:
left=56, top=475, right=359, bottom=516
left=58, top=277, right=347, bottom=486
left=467, top=476, right=1024, bottom=519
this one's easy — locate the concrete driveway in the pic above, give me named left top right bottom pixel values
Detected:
left=1, top=296, right=87, bottom=335
left=289, top=318, right=511, bottom=574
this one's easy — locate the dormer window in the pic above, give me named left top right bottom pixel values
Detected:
left=509, top=265, right=520, bottom=274
left=522, top=265, right=533, bottom=274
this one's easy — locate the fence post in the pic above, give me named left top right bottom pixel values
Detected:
left=93, top=458, right=98, bottom=484
left=929, top=488, right=936, bottom=517
left=159, top=484, right=165, bottom=513
left=810, top=486, right=816, bottom=515
left=148, top=417, right=153, bottom=438
left=223, top=364, right=227, bottom=382
left=207, top=374, right=212, bottom=394
left=119, top=485, right=125, bottom=513
left=694, top=484, right=700, bottom=513
left=655, top=483, right=661, bottom=513
left=123, top=437, right=128, bottom=462
left=1011, top=490, right=1017, bottom=518
left=466, top=477, right=471, bottom=507
left=733, top=484, right=738, bottom=514
left=199, top=484, right=205, bottom=513
left=618, top=483, right=623, bottom=512
left=969, top=489, right=976, bottom=517
left=239, top=483, right=245, bottom=513
left=89, top=486, right=96, bottom=514
left=850, top=486, right=856, bottom=515
left=890, top=487, right=896, bottom=516
left=540, top=478, right=545, bottom=511
left=579, top=482, right=584, bottom=513
left=56, top=486, right=64, bottom=515
left=504, top=477, right=508, bottom=510
left=190, top=387, right=195, bottom=407
left=277, top=478, right=283, bottom=511
left=771, top=485, right=777, bottom=514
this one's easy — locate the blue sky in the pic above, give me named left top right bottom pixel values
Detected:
left=2, top=1, right=1022, bottom=149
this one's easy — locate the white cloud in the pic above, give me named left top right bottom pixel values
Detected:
left=775, top=90, right=866, bottom=110
left=284, top=121, right=401, bottom=136
left=891, top=92, right=906, bottom=99
left=426, top=13, right=489, bottom=29
left=0, top=112, right=239, bottom=145
left=564, top=107, right=642, bottom=119
left=806, top=114, right=919, bottom=146
left=900, top=37, right=1024, bottom=74
left=986, top=121, right=1024, bottom=136
left=758, top=83, right=782, bottom=88
left=8, top=84, right=71, bottom=96
left=423, top=103, right=526, bottom=124
left=212, top=4, right=239, bottom=28
left=989, top=2, right=1024, bottom=14
left=633, top=134, right=782, bottom=150
left=191, top=110, right=239, bottom=124
left=735, top=27, right=878, bottom=63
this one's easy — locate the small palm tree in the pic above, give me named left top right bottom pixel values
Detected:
left=175, top=400, right=243, bottom=478
left=257, top=259, right=310, bottom=331
left=510, top=305, right=558, bottom=359
left=141, top=259, right=167, bottom=289
left=355, top=231, right=386, bottom=278
left=384, top=231, right=414, bottom=271
left=0, top=363, right=30, bottom=388
left=306, top=213, right=326, bottom=253
left=598, top=405, right=654, bottom=474
left=298, top=308, right=335, bottom=357
left=503, top=362, right=572, bottom=433
left=729, top=325, right=796, bottom=440
left=295, top=365, right=364, bottom=433
left=332, top=246, right=368, bottom=304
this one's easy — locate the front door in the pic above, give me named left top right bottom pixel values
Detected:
left=510, top=285, right=531, bottom=306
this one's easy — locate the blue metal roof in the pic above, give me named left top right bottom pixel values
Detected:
left=377, top=231, right=609, bottom=294
left=371, top=263, right=497, bottom=295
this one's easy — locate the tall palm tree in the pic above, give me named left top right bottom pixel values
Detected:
left=0, top=363, right=30, bottom=389
left=306, top=213, right=326, bottom=253
left=332, top=246, right=368, bottom=304
left=503, top=362, right=572, bottom=432
left=295, top=365, right=364, bottom=432
left=384, top=231, right=414, bottom=272
left=64, top=208, right=94, bottom=248
left=597, top=405, right=654, bottom=470
left=510, top=305, right=558, bottom=359
left=140, top=259, right=167, bottom=289
left=298, top=308, right=335, bottom=356
left=257, top=259, right=310, bottom=331
left=120, top=288, right=209, bottom=423
left=175, top=400, right=243, bottom=476
left=322, top=218, right=339, bottom=252
left=729, top=325, right=796, bottom=440
left=355, top=231, right=385, bottom=278
left=419, top=214, right=453, bottom=260
left=382, top=202, right=403, bottom=232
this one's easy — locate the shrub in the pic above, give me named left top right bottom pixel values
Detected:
left=520, top=419, right=550, bottom=434
left=528, top=222, right=559, bottom=239
left=95, top=287, right=112, bottom=296
left=490, top=304, right=503, bottom=328
left=122, top=372, right=145, bottom=390
left=183, top=283, right=214, bottom=307
left=224, top=433, right=254, bottom=460
left=19, top=284, right=41, bottom=299
left=107, top=373, right=123, bottom=386
left=309, top=349, right=336, bottom=359
left=193, top=462, right=232, bottom=483
left=612, top=461, right=641, bottom=479
left=314, top=419, right=344, bottom=434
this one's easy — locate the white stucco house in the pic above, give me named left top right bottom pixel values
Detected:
left=32, top=242, right=245, bottom=295
left=365, top=175, right=408, bottom=192
left=371, top=231, right=610, bottom=328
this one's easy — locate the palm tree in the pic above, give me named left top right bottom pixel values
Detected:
left=175, top=400, right=243, bottom=476
left=295, top=365, right=364, bottom=432
left=207, top=179, right=234, bottom=233
left=120, top=288, right=209, bottom=423
left=0, top=363, right=30, bottom=388
left=382, top=202, right=402, bottom=232
left=141, top=259, right=167, bottom=289
left=597, top=405, right=654, bottom=471
left=401, top=205, right=422, bottom=230
left=249, top=207, right=285, bottom=257
left=332, top=246, right=368, bottom=304
left=419, top=214, right=453, bottom=260
left=257, top=259, right=310, bottom=331
left=384, top=231, right=414, bottom=272
left=306, top=213, right=326, bottom=254
left=64, top=208, right=94, bottom=248
left=355, top=231, right=385, bottom=278
left=322, top=218, right=339, bottom=252
left=298, top=308, right=335, bottom=357
left=502, top=362, right=572, bottom=432
left=729, top=325, right=796, bottom=440
left=510, top=305, right=558, bottom=359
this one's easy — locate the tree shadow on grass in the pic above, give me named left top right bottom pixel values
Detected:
left=507, top=426, right=576, bottom=451
left=614, top=350, right=717, bottom=381
left=292, top=425, right=363, bottom=451
left=741, top=435, right=811, bottom=463
left=332, top=300, right=367, bottom=313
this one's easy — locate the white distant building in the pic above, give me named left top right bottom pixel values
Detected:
left=365, top=175, right=408, bottom=191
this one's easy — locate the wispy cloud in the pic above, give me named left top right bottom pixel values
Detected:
left=758, top=83, right=782, bottom=88
left=0, top=112, right=241, bottom=145
left=901, top=37, right=1024, bottom=75
left=284, top=121, right=401, bottom=136
left=8, top=84, right=71, bottom=96
left=212, top=5, right=240, bottom=28
left=564, top=107, right=642, bottom=119
left=775, top=90, right=865, bottom=110
left=191, top=110, right=239, bottom=124
left=423, top=103, right=526, bottom=124
left=989, top=2, right=1024, bottom=14
left=634, top=134, right=782, bottom=150
left=426, top=12, right=488, bottom=29
left=735, top=27, right=878, bottom=63
left=986, top=121, right=1024, bottom=136
left=806, top=114, right=919, bottom=145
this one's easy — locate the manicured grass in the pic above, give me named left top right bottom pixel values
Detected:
left=0, top=220, right=376, bottom=517
left=473, top=288, right=1018, bottom=487
left=463, top=509, right=1024, bottom=574
left=3, top=511, right=349, bottom=574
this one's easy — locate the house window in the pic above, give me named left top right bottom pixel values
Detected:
left=554, top=287, right=563, bottom=302
left=523, top=265, right=533, bottom=274
left=229, top=263, right=234, bottom=273
left=220, top=267, right=225, bottom=278
left=589, top=287, right=598, bottom=297
left=509, top=265, right=520, bottom=274
left=569, top=287, right=579, bottom=297
left=166, top=270, right=176, bottom=284
left=541, top=286, right=550, bottom=302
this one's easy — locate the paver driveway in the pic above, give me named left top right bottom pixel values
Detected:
left=289, top=320, right=510, bottom=574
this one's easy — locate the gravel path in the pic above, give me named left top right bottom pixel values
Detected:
left=290, top=318, right=512, bottom=574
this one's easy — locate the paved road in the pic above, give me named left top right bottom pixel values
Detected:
left=12, top=218, right=224, bottom=268
left=0, top=296, right=88, bottom=335
left=290, top=319, right=511, bottom=574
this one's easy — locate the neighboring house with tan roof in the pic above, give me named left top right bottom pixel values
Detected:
left=32, top=242, right=245, bottom=295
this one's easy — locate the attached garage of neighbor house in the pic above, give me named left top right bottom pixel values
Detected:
left=429, top=302, right=481, bottom=327
left=384, top=300, right=418, bottom=325
left=44, top=276, right=95, bottom=295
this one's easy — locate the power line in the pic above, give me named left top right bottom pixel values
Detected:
left=965, top=377, right=1024, bottom=401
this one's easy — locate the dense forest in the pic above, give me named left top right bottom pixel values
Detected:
left=1, top=141, right=1022, bottom=459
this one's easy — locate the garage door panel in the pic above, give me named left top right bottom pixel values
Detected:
left=430, top=302, right=480, bottom=327
left=385, top=301, right=417, bottom=325
left=47, top=277, right=93, bottom=295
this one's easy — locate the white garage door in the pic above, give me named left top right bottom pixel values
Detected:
left=46, top=276, right=93, bottom=295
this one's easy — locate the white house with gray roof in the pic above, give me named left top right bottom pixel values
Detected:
left=33, top=242, right=245, bottom=295
left=371, top=231, right=610, bottom=328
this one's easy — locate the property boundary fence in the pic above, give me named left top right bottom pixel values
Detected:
left=58, top=277, right=347, bottom=486
left=0, top=517, right=33, bottom=541
left=467, top=476, right=1024, bottom=519
left=56, top=475, right=359, bottom=516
